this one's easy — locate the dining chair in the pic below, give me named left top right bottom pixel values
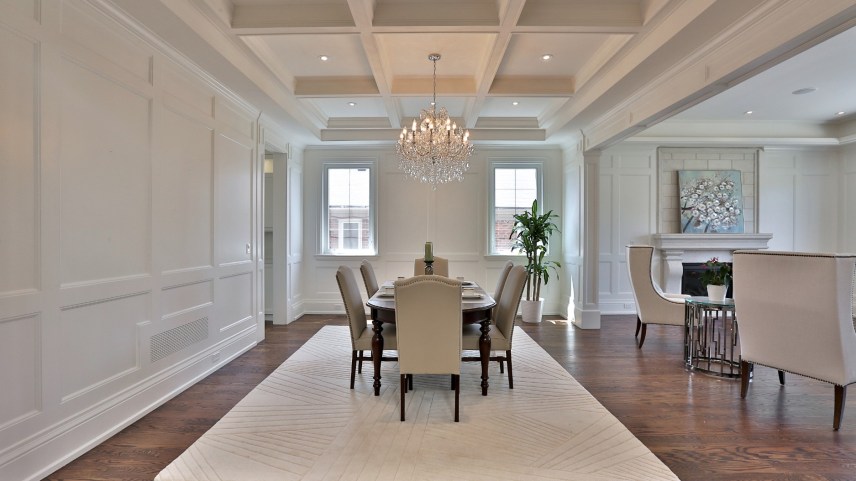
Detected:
left=414, top=256, right=449, bottom=277
left=394, top=275, right=463, bottom=422
left=462, top=265, right=526, bottom=388
left=335, top=266, right=397, bottom=389
left=626, top=245, right=688, bottom=348
left=492, top=261, right=514, bottom=317
left=359, top=259, right=379, bottom=298
left=733, top=250, right=856, bottom=430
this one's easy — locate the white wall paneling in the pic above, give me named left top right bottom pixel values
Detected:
left=302, top=146, right=563, bottom=315
left=759, top=148, right=841, bottom=252
left=0, top=2, right=264, bottom=479
left=560, top=147, right=583, bottom=320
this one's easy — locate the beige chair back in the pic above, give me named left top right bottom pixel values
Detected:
left=360, top=260, right=379, bottom=297
left=394, top=275, right=462, bottom=374
left=335, top=266, right=369, bottom=348
left=626, top=245, right=684, bottom=326
left=494, top=265, right=526, bottom=340
left=733, top=250, right=856, bottom=386
left=414, top=256, right=449, bottom=277
left=493, top=261, right=514, bottom=308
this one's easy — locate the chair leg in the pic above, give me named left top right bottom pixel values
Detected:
left=635, top=316, right=641, bottom=338
left=778, top=370, right=786, bottom=385
left=499, top=358, right=505, bottom=374
left=834, top=385, right=847, bottom=431
left=350, top=351, right=357, bottom=389
left=408, top=374, right=413, bottom=391
left=637, top=323, right=647, bottom=348
left=451, top=374, right=455, bottom=390
left=506, top=350, right=514, bottom=389
left=740, top=361, right=751, bottom=398
left=358, top=350, right=363, bottom=373
left=400, top=374, right=406, bottom=422
left=454, top=374, right=460, bottom=422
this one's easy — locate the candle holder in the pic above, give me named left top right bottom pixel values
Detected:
left=424, top=260, right=434, bottom=275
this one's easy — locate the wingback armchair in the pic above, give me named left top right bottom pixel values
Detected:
left=626, top=245, right=687, bottom=348
left=733, top=250, right=856, bottom=430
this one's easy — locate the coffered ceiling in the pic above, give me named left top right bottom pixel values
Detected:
left=112, top=0, right=856, bottom=147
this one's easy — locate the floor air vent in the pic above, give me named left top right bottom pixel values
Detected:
left=151, top=316, right=209, bottom=363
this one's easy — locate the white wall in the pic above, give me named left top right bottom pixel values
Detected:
left=301, top=146, right=565, bottom=315
left=759, top=148, right=841, bottom=252
left=0, top=2, right=266, bottom=479
left=592, top=143, right=850, bottom=315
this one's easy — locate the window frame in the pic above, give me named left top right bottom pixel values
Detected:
left=487, top=160, right=544, bottom=256
left=320, top=161, right=378, bottom=256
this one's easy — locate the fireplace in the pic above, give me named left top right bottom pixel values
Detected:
left=682, top=262, right=733, bottom=297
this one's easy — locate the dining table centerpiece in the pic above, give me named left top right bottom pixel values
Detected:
left=509, top=199, right=561, bottom=323
left=700, top=257, right=732, bottom=302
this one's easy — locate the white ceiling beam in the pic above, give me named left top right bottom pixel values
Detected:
left=517, top=0, right=643, bottom=28
left=319, top=127, right=546, bottom=142
left=489, top=76, right=575, bottom=96
left=231, top=4, right=355, bottom=30
left=463, top=0, right=527, bottom=128
left=294, top=77, right=379, bottom=97
left=372, top=1, right=499, bottom=27
left=346, top=0, right=400, bottom=129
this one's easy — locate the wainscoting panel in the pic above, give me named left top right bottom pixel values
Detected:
left=216, top=272, right=253, bottom=333
left=59, top=292, right=148, bottom=402
left=0, top=23, right=38, bottom=295
left=161, top=280, right=214, bottom=319
left=0, top=313, right=40, bottom=429
left=158, top=107, right=214, bottom=273
left=58, top=55, right=152, bottom=285
left=215, top=133, right=253, bottom=266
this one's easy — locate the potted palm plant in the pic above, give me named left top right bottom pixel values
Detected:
left=509, top=199, right=561, bottom=323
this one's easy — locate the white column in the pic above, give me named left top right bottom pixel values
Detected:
left=574, top=150, right=602, bottom=329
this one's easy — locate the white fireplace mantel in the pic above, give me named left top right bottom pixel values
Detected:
left=651, top=233, right=773, bottom=293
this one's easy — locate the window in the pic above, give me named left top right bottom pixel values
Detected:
left=489, top=162, right=542, bottom=255
left=322, top=163, right=376, bottom=255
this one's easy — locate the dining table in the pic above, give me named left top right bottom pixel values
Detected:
left=365, top=280, right=497, bottom=396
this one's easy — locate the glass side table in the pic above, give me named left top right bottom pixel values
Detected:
left=684, top=296, right=740, bottom=378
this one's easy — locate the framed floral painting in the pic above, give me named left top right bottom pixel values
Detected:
left=678, top=170, right=744, bottom=233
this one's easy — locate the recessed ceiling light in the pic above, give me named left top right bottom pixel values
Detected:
left=744, top=110, right=753, bottom=115
left=836, top=111, right=846, bottom=116
left=512, top=101, right=519, bottom=106
left=541, top=54, right=553, bottom=61
left=348, top=102, right=356, bottom=107
left=319, top=55, right=329, bottom=61
left=791, top=87, right=817, bottom=95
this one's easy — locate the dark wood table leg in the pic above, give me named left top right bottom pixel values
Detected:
left=372, top=319, right=384, bottom=396
left=479, top=320, right=491, bottom=396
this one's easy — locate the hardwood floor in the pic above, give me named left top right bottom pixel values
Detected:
left=46, top=315, right=856, bottom=481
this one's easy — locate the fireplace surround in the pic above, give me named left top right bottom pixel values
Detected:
left=651, top=233, right=773, bottom=293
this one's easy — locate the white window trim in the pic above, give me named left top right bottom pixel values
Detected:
left=487, top=160, right=544, bottom=256
left=320, top=161, right=378, bottom=256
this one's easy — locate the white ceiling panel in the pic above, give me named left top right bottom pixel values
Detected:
left=256, top=34, right=373, bottom=77
left=305, top=97, right=389, bottom=118
left=480, top=97, right=566, bottom=118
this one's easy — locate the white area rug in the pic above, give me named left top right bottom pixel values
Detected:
left=156, top=326, right=678, bottom=481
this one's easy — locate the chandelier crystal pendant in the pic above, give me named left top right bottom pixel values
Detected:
left=396, top=53, right=473, bottom=189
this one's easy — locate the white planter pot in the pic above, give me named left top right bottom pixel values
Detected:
left=706, top=284, right=727, bottom=302
left=521, top=298, right=544, bottom=323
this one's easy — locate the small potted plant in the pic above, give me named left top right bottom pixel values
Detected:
left=509, top=199, right=561, bottom=323
left=700, top=257, right=732, bottom=302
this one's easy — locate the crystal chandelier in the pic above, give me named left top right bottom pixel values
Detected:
left=397, top=53, right=473, bottom=189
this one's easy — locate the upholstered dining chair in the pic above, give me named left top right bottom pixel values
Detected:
left=626, top=245, right=688, bottom=348
left=359, top=259, right=379, bottom=298
left=733, top=250, right=856, bottom=430
left=414, top=256, right=449, bottom=277
left=335, top=266, right=397, bottom=390
left=462, top=265, right=526, bottom=388
left=492, top=261, right=514, bottom=317
left=394, top=275, right=463, bottom=422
